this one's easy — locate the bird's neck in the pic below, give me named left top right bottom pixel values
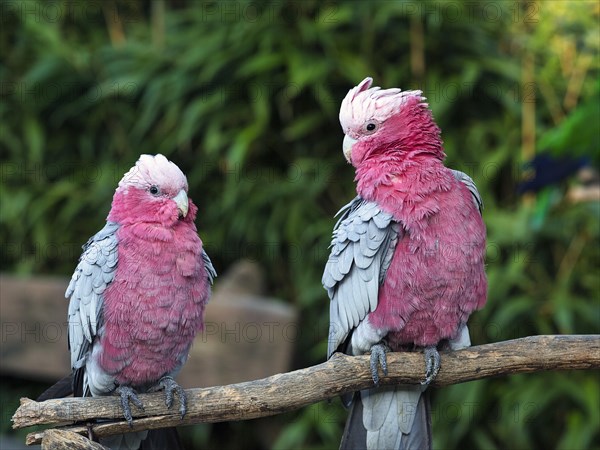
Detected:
left=355, top=154, right=451, bottom=228
left=108, top=190, right=197, bottom=229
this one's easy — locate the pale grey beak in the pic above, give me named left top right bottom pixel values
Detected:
left=173, top=189, right=189, bottom=218
left=343, top=135, right=357, bottom=163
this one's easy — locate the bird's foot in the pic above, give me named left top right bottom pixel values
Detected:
left=369, top=342, right=390, bottom=386
left=421, top=346, right=441, bottom=386
left=115, top=385, right=144, bottom=427
left=156, top=376, right=187, bottom=419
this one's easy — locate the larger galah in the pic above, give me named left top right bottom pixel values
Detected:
left=65, top=154, right=215, bottom=448
left=323, top=78, right=487, bottom=449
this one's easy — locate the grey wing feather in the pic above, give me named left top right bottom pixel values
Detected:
left=66, top=222, right=119, bottom=371
left=322, top=197, right=401, bottom=358
left=451, top=169, right=484, bottom=214
left=202, top=249, right=217, bottom=284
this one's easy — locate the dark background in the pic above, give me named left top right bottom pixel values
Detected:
left=1, top=1, right=599, bottom=449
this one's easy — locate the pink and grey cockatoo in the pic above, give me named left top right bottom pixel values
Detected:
left=323, top=78, right=487, bottom=449
left=44, top=154, right=216, bottom=449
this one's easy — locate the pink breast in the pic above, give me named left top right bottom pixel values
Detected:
left=99, top=222, right=210, bottom=386
left=368, top=187, right=487, bottom=348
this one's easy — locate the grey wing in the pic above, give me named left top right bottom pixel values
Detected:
left=202, top=249, right=217, bottom=284
left=451, top=169, right=483, bottom=214
left=66, top=222, right=119, bottom=372
left=322, top=197, right=401, bottom=359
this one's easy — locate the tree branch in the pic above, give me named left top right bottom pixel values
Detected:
left=40, top=430, right=109, bottom=450
left=13, top=335, right=600, bottom=445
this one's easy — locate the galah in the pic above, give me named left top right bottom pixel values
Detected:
left=323, top=78, right=487, bottom=449
left=55, top=154, right=215, bottom=449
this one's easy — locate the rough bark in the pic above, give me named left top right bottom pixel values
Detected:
left=41, top=429, right=109, bottom=450
left=12, top=335, right=599, bottom=446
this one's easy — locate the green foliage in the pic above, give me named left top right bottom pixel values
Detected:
left=538, top=95, right=600, bottom=159
left=1, top=1, right=598, bottom=449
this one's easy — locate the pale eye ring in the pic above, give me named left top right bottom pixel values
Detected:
left=363, top=121, right=379, bottom=134
left=149, top=185, right=160, bottom=196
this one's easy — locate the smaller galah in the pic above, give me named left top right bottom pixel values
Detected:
left=48, top=154, right=216, bottom=449
left=323, top=78, right=487, bottom=449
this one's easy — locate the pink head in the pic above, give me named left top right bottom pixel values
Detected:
left=339, top=77, right=444, bottom=167
left=108, top=154, right=197, bottom=226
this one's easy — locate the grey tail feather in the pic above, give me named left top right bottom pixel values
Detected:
left=406, top=390, right=432, bottom=450
left=100, top=431, right=148, bottom=450
left=140, top=428, right=184, bottom=450
left=37, top=374, right=74, bottom=401
left=100, top=428, right=184, bottom=450
left=339, top=389, right=432, bottom=450
left=340, top=393, right=367, bottom=450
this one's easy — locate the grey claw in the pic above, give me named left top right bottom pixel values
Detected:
left=158, top=376, right=187, bottom=419
left=369, top=343, right=389, bottom=386
left=116, top=386, right=144, bottom=427
left=421, top=346, right=441, bottom=386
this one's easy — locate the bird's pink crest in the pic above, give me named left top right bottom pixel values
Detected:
left=118, top=154, right=188, bottom=193
left=339, top=77, right=426, bottom=134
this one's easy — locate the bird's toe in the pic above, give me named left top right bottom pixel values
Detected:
left=369, top=343, right=389, bottom=386
left=116, top=385, right=144, bottom=427
left=421, top=346, right=441, bottom=386
left=158, top=376, right=187, bottom=419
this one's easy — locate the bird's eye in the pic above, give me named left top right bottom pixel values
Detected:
left=149, top=185, right=160, bottom=196
left=364, top=122, right=378, bottom=134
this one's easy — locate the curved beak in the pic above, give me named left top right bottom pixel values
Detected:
left=343, top=135, right=357, bottom=163
left=173, top=189, right=189, bottom=218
